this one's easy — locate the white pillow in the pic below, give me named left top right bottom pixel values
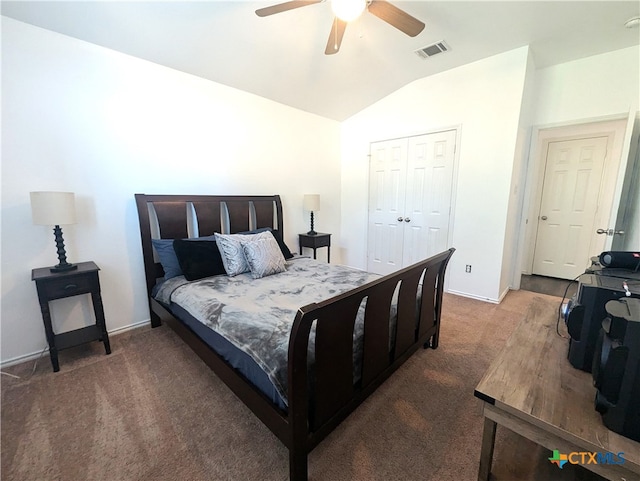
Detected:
left=215, top=231, right=272, bottom=276
left=242, top=235, right=286, bottom=279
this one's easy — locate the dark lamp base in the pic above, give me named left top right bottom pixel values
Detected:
left=307, top=212, right=318, bottom=237
left=50, top=225, right=76, bottom=273
left=50, top=263, right=78, bottom=273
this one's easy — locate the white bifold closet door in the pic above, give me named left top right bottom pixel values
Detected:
left=367, top=130, right=457, bottom=276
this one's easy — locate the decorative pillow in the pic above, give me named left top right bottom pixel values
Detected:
left=172, top=240, right=226, bottom=281
left=215, top=231, right=273, bottom=276
left=242, top=235, right=286, bottom=279
left=239, top=227, right=294, bottom=260
left=152, top=235, right=216, bottom=280
left=151, top=239, right=183, bottom=280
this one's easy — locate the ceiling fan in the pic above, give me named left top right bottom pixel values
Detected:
left=255, top=0, right=425, bottom=55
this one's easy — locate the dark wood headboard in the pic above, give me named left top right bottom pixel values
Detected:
left=135, top=194, right=284, bottom=300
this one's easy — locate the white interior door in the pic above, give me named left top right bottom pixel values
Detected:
left=402, top=130, right=457, bottom=266
left=367, top=138, right=408, bottom=275
left=532, top=136, right=608, bottom=279
left=368, top=130, right=456, bottom=275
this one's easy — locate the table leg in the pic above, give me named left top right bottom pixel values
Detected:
left=38, top=300, right=59, bottom=372
left=91, top=291, right=111, bottom=355
left=478, top=415, right=497, bottom=481
left=327, top=246, right=330, bottom=263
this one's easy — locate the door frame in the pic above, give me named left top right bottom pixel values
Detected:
left=521, top=117, right=629, bottom=277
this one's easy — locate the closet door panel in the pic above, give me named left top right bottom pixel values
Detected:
left=403, top=136, right=428, bottom=265
left=404, top=131, right=456, bottom=264
left=368, top=138, right=407, bottom=275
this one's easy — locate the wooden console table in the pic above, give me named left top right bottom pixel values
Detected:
left=474, top=296, right=640, bottom=481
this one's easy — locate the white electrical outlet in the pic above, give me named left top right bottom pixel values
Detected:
left=465, top=265, right=472, bottom=273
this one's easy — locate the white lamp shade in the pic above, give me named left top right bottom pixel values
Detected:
left=303, top=194, right=320, bottom=212
left=30, top=191, right=77, bottom=225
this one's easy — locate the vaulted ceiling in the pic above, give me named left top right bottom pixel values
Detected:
left=2, top=1, right=639, bottom=121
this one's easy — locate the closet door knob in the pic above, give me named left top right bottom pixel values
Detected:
left=404, top=217, right=411, bottom=223
left=397, top=217, right=404, bottom=222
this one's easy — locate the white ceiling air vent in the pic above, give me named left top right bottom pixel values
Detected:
left=415, top=40, right=450, bottom=59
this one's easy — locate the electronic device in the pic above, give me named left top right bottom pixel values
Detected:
left=564, top=274, right=640, bottom=372
left=586, top=254, right=640, bottom=281
left=599, top=251, right=640, bottom=271
left=592, top=298, right=640, bottom=442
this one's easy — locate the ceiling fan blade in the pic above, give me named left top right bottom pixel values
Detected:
left=255, top=1, right=323, bottom=17
left=325, top=17, right=347, bottom=55
left=367, top=1, right=425, bottom=37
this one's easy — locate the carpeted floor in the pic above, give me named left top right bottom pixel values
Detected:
left=1, top=290, right=604, bottom=481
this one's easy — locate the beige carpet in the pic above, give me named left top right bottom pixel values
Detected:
left=1, top=290, right=603, bottom=481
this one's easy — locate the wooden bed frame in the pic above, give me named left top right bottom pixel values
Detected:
left=135, top=193, right=455, bottom=481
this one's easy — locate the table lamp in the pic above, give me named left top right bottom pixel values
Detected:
left=30, top=191, right=78, bottom=272
left=303, top=194, right=320, bottom=235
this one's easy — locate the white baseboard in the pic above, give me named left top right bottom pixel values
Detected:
left=497, top=286, right=511, bottom=303
left=108, top=318, right=151, bottom=336
left=446, top=289, right=501, bottom=304
left=0, top=319, right=151, bottom=369
left=1, top=346, right=50, bottom=369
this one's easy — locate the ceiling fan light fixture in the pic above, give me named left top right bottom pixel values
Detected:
left=331, top=0, right=366, bottom=22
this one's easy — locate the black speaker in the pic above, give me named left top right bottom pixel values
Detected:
left=599, top=251, right=640, bottom=271
left=592, top=298, right=640, bottom=442
left=565, top=275, right=640, bottom=372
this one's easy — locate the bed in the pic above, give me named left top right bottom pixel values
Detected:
left=135, top=193, right=455, bottom=481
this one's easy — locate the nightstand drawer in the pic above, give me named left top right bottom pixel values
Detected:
left=40, top=274, right=95, bottom=299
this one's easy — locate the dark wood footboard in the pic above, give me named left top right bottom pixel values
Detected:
left=286, top=248, right=454, bottom=480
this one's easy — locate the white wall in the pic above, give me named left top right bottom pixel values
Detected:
left=500, top=51, right=538, bottom=295
left=521, top=46, right=640, bottom=271
left=339, top=45, right=640, bottom=304
left=532, top=46, right=639, bottom=127
left=340, top=47, right=531, bottom=302
left=1, top=17, right=341, bottom=364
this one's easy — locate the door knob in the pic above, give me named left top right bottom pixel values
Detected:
left=397, top=217, right=404, bottom=222
left=540, top=216, right=548, bottom=220
left=404, top=217, right=411, bottom=223
left=596, top=228, right=624, bottom=236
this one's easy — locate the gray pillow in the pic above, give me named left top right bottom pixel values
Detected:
left=239, top=227, right=294, bottom=259
left=215, top=231, right=272, bottom=276
left=151, top=239, right=183, bottom=279
left=242, top=235, right=286, bottom=279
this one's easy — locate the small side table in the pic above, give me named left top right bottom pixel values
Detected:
left=299, top=233, right=331, bottom=262
left=32, top=261, right=111, bottom=372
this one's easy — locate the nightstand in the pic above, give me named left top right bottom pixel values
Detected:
left=299, top=233, right=331, bottom=263
left=32, top=261, right=111, bottom=372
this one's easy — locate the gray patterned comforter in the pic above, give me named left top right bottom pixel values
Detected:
left=155, top=257, right=381, bottom=405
